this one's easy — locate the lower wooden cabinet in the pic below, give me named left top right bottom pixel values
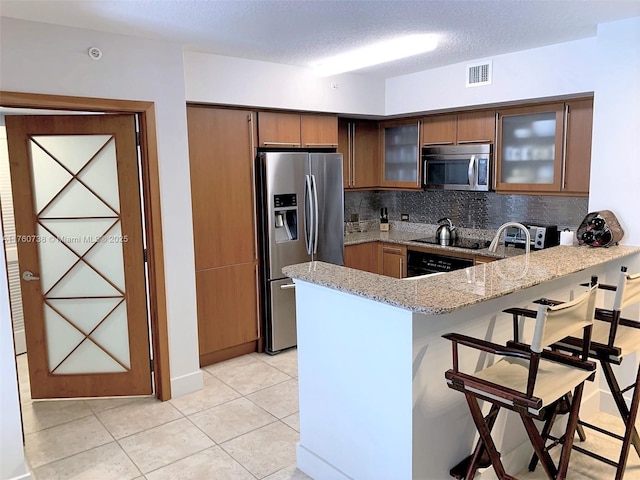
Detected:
left=195, top=263, right=260, bottom=366
left=344, top=242, right=381, bottom=274
left=382, top=243, right=407, bottom=278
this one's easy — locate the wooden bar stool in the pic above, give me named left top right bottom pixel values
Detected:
left=507, top=266, right=640, bottom=479
left=444, top=278, right=598, bottom=480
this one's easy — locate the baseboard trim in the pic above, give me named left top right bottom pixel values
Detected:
left=199, top=341, right=257, bottom=367
left=169, top=369, right=203, bottom=399
left=296, top=443, right=351, bottom=480
left=8, top=471, right=32, bottom=480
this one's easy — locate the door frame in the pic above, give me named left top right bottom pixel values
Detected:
left=0, top=90, right=171, bottom=400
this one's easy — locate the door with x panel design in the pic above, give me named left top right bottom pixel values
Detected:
left=6, top=114, right=152, bottom=399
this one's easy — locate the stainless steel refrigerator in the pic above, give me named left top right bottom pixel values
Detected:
left=257, top=152, right=344, bottom=353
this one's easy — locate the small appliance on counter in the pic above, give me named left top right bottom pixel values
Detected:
left=504, top=223, right=559, bottom=250
left=380, top=207, right=389, bottom=231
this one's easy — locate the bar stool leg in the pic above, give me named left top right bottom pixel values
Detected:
left=602, top=361, right=640, bottom=457
left=464, top=393, right=517, bottom=480
left=615, top=365, right=640, bottom=480
left=557, top=383, right=585, bottom=480
left=521, top=414, right=558, bottom=479
left=529, top=398, right=561, bottom=471
left=463, top=404, right=500, bottom=479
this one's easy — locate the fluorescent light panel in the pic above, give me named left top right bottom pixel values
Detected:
left=311, top=34, right=438, bottom=76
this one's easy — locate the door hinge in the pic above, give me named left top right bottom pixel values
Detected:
left=143, top=248, right=148, bottom=263
left=135, top=131, right=141, bottom=146
left=150, top=358, right=154, bottom=373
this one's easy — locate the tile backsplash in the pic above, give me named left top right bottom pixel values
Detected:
left=345, top=190, right=589, bottom=231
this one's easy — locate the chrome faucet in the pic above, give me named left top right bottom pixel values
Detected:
left=488, top=222, right=531, bottom=254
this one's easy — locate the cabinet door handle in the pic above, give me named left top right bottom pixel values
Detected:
left=423, top=141, right=454, bottom=146
left=304, top=143, right=338, bottom=147
left=347, top=123, right=353, bottom=186
left=383, top=246, right=403, bottom=253
left=416, top=120, right=422, bottom=187
left=249, top=113, right=258, bottom=261
left=263, top=141, right=301, bottom=147
left=351, top=123, right=356, bottom=187
left=457, top=139, right=492, bottom=144
left=561, top=104, right=569, bottom=190
left=399, top=258, right=404, bottom=278
left=255, top=265, right=261, bottom=338
left=493, top=112, right=499, bottom=190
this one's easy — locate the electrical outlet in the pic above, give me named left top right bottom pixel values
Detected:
left=401, top=213, right=409, bottom=221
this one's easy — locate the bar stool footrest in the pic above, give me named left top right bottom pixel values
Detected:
left=449, top=451, right=492, bottom=479
left=578, top=420, right=625, bottom=442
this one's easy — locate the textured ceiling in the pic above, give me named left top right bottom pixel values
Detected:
left=1, top=0, right=639, bottom=78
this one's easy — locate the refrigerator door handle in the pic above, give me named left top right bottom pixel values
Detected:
left=311, top=174, right=319, bottom=255
left=304, top=174, right=313, bottom=255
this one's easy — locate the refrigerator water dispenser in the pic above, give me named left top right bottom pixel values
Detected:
left=273, top=194, right=298, bottom=242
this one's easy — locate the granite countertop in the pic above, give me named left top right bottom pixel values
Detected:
left=283, top=245, right=640, bottom=315
left=344, top=229, right=522, bottom=259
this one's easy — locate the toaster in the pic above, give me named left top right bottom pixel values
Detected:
left=504, top=224, right=559, bottom=250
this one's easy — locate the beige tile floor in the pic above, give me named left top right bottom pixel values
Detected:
left=16, top=349, right=311, bottom=480
left=15, top=350, right=640, bottom=479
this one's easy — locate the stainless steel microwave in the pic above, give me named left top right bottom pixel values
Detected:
left=422, top=144, right=492, bottom=191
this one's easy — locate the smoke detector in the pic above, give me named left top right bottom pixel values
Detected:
left=88, top=47, right=102, bottom=60
left=466, top=60, right=492, bottom=87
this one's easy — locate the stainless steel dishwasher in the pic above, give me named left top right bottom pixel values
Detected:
left=406, top=249, right=474, bottom=277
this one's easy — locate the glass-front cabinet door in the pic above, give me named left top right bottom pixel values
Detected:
left=380, top=119, right=421, bottom=189
left=495, top=104, right=564, bottom=193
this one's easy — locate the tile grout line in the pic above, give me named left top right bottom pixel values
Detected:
left=19, top=351, right=301, bottom=479
left=90, top=406, right=145, bottom=479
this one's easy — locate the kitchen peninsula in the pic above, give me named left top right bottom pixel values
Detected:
left=283, top=245, right=640, bottom=480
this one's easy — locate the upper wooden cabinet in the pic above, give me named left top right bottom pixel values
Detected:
left=379, top=118, right=422, bottom=189
left=422, top=111, right=495, bottom=146
left=301, top=114, right=339, bottom=148
left=257, top=112, right=301, bottom=148
left=458, top=111, right=496, bottom=144
left=563, top=99, right=593, bottom=194
left=495, top=100, right=592, bottom=195
left=187, top=106, right=258, bottom=269
left=257, top=111, right=338, bottom=148
left=338, top=118, right=379, bottom=189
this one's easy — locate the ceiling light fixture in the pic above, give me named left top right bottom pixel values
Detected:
left=310, top=34, right=438, bottom=77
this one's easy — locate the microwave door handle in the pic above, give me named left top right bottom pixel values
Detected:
left=423, top=161, right=428, bottom=187
left=468, top=155, right=476, bottom=187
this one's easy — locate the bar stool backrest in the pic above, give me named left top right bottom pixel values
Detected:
left=614, top=271, right=640, bottom=311
left=532, top=283, right=598, bottom=354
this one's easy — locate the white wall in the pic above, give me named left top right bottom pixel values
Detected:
left=0, top=241, right=30, bottom=479
left=0, top=18, right=202, bottom=397
left=589, top=17, right=640, bottom=246
left=184, top=51, right=386, bottom=115
left=385, top=37, right=596, bottom=115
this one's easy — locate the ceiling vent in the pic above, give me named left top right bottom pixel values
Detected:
left=466, top=60, right=492, bottom=87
